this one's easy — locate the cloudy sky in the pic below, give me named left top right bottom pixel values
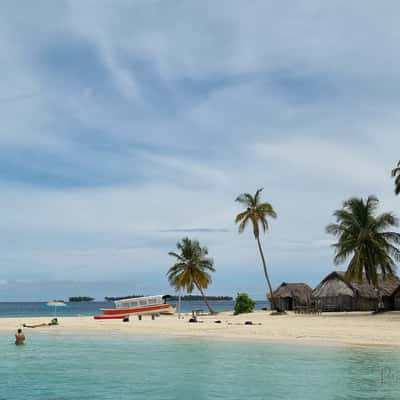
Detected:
left=1, top=1, right=399, bottom=300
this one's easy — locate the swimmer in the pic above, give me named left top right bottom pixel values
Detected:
left=15, top=328, right=25, bottom=345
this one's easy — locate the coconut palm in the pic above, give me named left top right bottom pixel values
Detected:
left=326, top=196, right=400, bottom=287
left=235, top=188, right=280, bottom=311
left=392, top=161, right=400, bottom=195
left=167, top=237, right=216, bottom=314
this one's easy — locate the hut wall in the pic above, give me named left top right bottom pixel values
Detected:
left=276, top=297, right=292, bottom=311
left=315, top=295, right=353, bottom=312
left=394, top=294, right=400, bottom=310
left=353, top=297, right=377, bottom=311
left=383, top=296, right=394, bottom=310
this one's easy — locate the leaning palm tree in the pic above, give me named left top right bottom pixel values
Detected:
left=167, top=237, right=216, bottom=314
left=235, top=188, right=280, bottom=311
left=392, top=161, right=400, bottom=195
left=326, top=196, right=400, bottom=288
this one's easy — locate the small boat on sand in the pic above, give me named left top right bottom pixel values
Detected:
left=99, top=295, right=174, bottom=316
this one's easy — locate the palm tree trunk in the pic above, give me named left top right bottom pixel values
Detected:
left=194, top=281, right=216, bottom=314
left=256, top=236, right=280, bottom=312
left=376, top=286, right=384, bottom=311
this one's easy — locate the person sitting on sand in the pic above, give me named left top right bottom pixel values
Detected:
left=15, top=328, right=25, bottom=345
left=23, top=318, right=59, bottom=328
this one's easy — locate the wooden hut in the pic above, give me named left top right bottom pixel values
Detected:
left=351, top=275, right=400, bottom=311
left=312, top=272, right=354, bottom=311
left=272, top=282, right=312, bottom=311
left=312, top=271, right=400, bottom=312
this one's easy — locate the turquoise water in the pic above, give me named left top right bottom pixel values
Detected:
left=0, top=301, right=269, bottom=317
left=1, top=334, right=400, bottom=400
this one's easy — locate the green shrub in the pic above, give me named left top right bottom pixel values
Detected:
left=234, top=292, right=256, bottom=315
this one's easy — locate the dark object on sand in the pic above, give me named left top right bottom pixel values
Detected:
left=244, top=321, right=253, bottom=325
left=123, top=316, right=129, bottom=322
left=214, top=320, right=222, bottom=323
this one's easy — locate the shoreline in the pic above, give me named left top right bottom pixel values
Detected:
left=2, top=310, right=400, bottom=350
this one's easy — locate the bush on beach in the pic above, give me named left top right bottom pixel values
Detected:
left=234, top=293, right=256, bottom=315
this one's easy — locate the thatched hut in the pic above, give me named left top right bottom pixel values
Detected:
left=272, top=282, right=312, bottom=311
left=351, top=275, right=400, bottom=310
left=312, top=272, right=354, bottom=311
left=312, top=271, right=400, bottom=312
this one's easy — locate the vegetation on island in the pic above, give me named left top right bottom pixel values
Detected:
left=166, top=295, right=232, bottom=301
left=234, top=293, right=256, bottom=315
left=68, top=296, right=94, bottom=302
left=104, top=294, right=231, bottom=302
left=167, top=237, right=216, bottom=314
left=326, top=196, right=400, bottom=289
left=235, top=188, right=281, bottom=312
left=392, top=161, right=400, bottom=195
left=104, top=294, right=145, bottom=301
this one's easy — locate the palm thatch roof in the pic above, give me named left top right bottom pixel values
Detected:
left=312, top=272, right=353, bottom=298
left=273, top=282, right=312, bottom=305
left=313, top=271, right=400, bottom=299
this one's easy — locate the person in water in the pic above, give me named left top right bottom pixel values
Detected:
left=15, top=329, right=25, bottom=345
left=23, top=318, right=58, bottom=328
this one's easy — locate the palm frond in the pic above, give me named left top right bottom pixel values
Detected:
left=254, top=188, right=263, bottom=204
left=235, top=189, right=277, bottom=239
left=327, top=195, right=400, bottom=288
left=167, top=237, right=215, bottom=295
left=235, top=193, right=254, bottom=207
left=392, top=162, right=400, bottom=195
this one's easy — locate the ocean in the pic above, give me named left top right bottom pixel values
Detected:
left=1, top=334, right=400, bottom=399
left=0, top=300, right=269, bottom=318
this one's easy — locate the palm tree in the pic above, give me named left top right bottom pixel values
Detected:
left=392, top=161, right=400, bottom=195
left=235, top=188, right=280, bottom=311
left=167, top=237, right=216, bottom=314
left=326, top=196, right=400, bottom=288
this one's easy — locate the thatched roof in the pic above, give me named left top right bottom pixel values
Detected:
left=273, top=282, right=312, bottom=305
left=312, top=272, right=354, bottom=298
left=313, top=271, right=400, bottom=299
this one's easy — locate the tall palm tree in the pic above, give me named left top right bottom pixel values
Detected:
left=392, top=161, right=400, bottom=195
left=235, top=188, right=280, bottom=311
left=167, top=237, right=216, bottom=314
left=326, top=196, right=400, bottom=287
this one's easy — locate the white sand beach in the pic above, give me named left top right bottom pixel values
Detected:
left=3, top=311, right=400, bottom=349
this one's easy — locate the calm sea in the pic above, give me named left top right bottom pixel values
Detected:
left=0, top=300, right=269, bottom=318
left=1, top=334, right=399, bottom=399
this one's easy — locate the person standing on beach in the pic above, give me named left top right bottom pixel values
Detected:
left=15, top=328, right=25, bottom=345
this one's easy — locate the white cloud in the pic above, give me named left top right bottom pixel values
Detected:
left=1, top=1, right=400, bottom=299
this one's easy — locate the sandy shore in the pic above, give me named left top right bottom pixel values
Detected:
left=3, top=311, right=400, bottom=349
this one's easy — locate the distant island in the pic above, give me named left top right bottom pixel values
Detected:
left=69, top=296, right=94, bottom=302
left=104, top=294, right=232, bottom=301
left=167, top=295, right=232, bottom=301
left=104, top=294, right=145, bottom=301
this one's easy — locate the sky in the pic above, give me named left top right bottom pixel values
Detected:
left=1, top=1, right=400, bottom=301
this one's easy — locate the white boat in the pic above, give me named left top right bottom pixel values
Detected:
left=100, top=295, right=174, bottom=316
